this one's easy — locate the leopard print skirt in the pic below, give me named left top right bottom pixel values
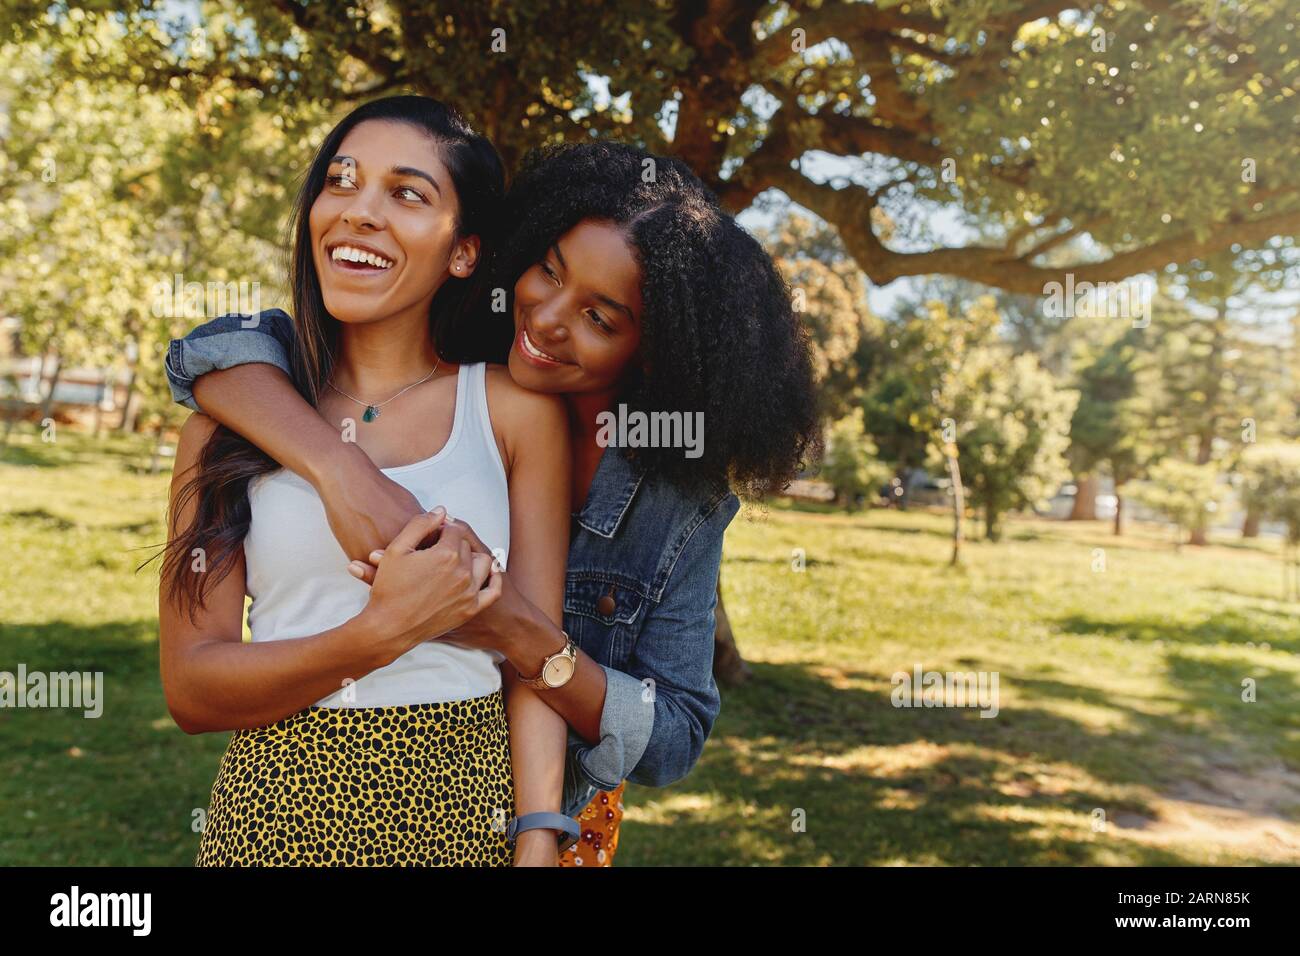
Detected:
left=196, top=690, right=514, bottom=866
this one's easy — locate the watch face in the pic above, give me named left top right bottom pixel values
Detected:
left=543, top=654, right=575, bottom=688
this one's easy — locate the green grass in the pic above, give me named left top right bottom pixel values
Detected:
left=3, top=430, right=1298, bottom=865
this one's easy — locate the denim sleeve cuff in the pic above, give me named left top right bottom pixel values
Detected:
left=164, top=340, right=199, bottom=411
left=568, top=664, right=656, bottom=793
left=164, top=329, right=293, bottom=414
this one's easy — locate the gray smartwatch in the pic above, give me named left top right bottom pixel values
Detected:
left=506, top=812, right=580, bottom=853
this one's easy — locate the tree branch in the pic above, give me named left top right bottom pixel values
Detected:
left=770, top=167, right=1300, bottom=294
left=268, top=0, right=402, bottom=82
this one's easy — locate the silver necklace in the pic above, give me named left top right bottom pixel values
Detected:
left=326, top=358, right=440, bottom=422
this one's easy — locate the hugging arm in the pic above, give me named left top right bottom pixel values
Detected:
left=567, top=494, right=735, bottom=793
left=165, top=311, right=423, bottom=561
left=446, top=492, right=735, bottom=796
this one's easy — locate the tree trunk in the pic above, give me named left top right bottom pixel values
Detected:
left=1, top=375, right=18, bottom=447
left=1195, top=431, right=1214, bottom=466
left=1242, top=505, right=1261, bottom=539
left=1190, top=515, right=1211, bottom=546
left=1, top=402, right=16, bottom=447
left=1190, top=431, right=1212, bottom=544
left=92, top=374, right=108, bottom=438
left=985, top=501, right=1001, bottom=542
left=945, top=447, right=964, bottom=566
left=1113, top=491, right=1124, bottom=536
left=118, top=364, right=138, bottom=431
left=712, top=578, right=751, bottom=686
left=1068, top=473, right=1098, bottom=520
left=39, top=352, right=63, bottom=421
left=149, top=421, right=167, bottom=475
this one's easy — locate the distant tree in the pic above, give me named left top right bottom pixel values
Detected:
left=820, top=408, right=891, bottom=510
left=863, top=296, right=1002, bottom=562
left=1065, top=324, right=1157, bottom=528
left=1127, top=459, right=1227, bottom=548
left=758, top=212, right=880, bottom=421
left=1236, top=443, right=1300, bottom=598
left=0, top=33, right=284, bottom=435
left=1147, top=277, right=1291, bottom=542
left=948, top=349, right=1078, bottom=542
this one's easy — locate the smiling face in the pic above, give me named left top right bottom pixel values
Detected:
left=308, top=119, right=479, bottom=325
left=507, top=219, right=644, bottom=395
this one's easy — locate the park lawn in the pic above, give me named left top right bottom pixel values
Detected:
left=2, top=431, right=1298, bottom=866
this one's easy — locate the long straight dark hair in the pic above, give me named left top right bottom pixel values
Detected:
left=161, top=95, right=505, bottom=619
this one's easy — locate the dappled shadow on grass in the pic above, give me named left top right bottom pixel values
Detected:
left=0, top=444, right=63, bottom=468
left=1161, top=651, right=1300, bottom=767
left=1, top=434, right=160, bottom=473
left=3, top=508, right=77, bottom=531
left=6, top=617, right=1287, bottom=865
left=0, top=618, right=228, bottom=865
left=1201, top=536, right=1285, bottom=555
left=1202, top=584, right=1299, bottom=607
left=620, top=660, right=1239, bottom=866
left=1, top=618, right=159, bottom=677
left=1056, top=609, right=1300, bottom=655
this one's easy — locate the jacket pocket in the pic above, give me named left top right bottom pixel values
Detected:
left=565, top=576, right=646, bottom=627
left=565, top=576, right=647, bottom=668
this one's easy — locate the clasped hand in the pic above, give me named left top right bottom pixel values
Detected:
left=318, top=460, right=513, bottom=655
left=358, top=507, right=502, bottom=656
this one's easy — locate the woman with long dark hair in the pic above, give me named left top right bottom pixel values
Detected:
left=165, top=138, right=820, bottom=866
left=159, top=95, right=574, bottom=866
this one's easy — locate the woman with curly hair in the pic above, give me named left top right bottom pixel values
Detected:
left=164, top=136, right=820, bottom=866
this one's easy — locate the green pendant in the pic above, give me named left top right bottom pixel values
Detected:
left=362, top=405, right=380, bottom=422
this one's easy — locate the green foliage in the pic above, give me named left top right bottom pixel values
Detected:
left=1066, top=321, right=1162, bottom=493
left=819, top=408, right=890, bottom=510
left=862, top=296, right=999, bottom=472
left=859, top=293, right=1076, bottom=540
left=1147, top=289, right=1289, bottom=467
left=0, top=31, right=286, bottom=433
left=1128, top=459, right=1227, bottom=544
left=927, top=0, right=1299, bottom=287
left=1237, top=443, right=1300, bottom=546
left=949, top=349, right=1078, bottom=541
left=5, top=0, right=1294, bottom=295
left=758, top=213, right=881, bottom=421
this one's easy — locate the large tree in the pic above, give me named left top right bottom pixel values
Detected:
left=7, top=0, right=1296, bottom=677
left=6, top=0, right=1297, bottom=295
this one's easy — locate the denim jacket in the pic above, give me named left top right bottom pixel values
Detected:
left=165, top=310, right=738, bottom=818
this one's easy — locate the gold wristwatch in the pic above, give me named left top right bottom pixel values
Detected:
left=519, top=631, right=578, bottom=690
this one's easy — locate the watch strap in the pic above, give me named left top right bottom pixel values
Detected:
left=519, top=632, right=576, bottom=690
left=506, top=811, right=580, bottom=853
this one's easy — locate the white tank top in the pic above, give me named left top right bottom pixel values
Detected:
left=242, top=362, right=510, bottom=707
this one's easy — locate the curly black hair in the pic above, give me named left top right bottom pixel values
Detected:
left=490, top=141, right=821, bottom=497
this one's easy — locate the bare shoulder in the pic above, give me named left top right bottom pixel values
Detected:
left=172, top=412, right=219, bottom=483
left=482, top=363, right=566, bottom=430
left=481, top=364, right=568, bottom=473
